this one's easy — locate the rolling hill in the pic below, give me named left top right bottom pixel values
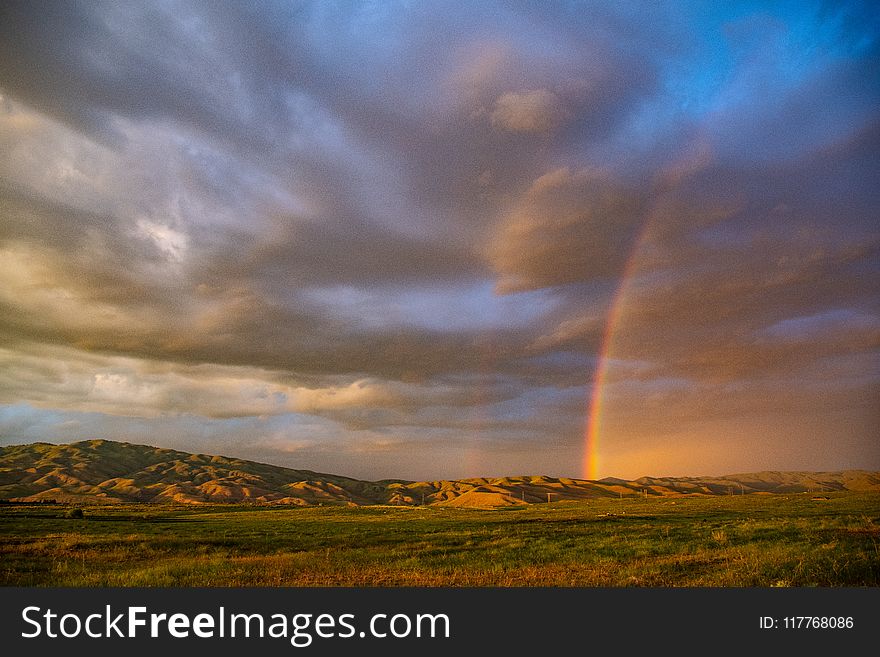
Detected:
left=1, top=440, right=877, bottom=506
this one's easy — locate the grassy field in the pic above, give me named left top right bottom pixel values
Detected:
left=1, top=492, right=878, bottom=586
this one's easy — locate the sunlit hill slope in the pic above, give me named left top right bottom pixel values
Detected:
left=1, top=440, right=877, bottom=506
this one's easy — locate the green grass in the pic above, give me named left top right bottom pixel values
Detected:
left=1, top=493, right=878, bottom=586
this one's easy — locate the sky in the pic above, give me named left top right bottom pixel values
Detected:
left=0, top=0, right=877, bottom=481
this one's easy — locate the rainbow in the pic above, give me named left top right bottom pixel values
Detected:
left=582, top=224, right=652, bottom=481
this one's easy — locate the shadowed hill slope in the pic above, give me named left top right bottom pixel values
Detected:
left=0, top=440, right=390, bottom=505
left=1, top=440, right=877, bottom=505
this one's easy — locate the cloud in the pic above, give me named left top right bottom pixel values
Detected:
left=490, top=89, right=567, bottom=133
left=0, top=1, right=877, bottom=479
left=489, top=167, right=645, bottom=292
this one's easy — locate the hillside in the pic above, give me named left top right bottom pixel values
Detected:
left=0, top=440, right=390, bottom=505
left=1, top=440, right=877, bottom=506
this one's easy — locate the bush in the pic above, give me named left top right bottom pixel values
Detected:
left=65, top=508, right=84, bottom=519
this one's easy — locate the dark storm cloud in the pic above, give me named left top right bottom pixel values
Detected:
left=488, top=167, right=647, bottom=292
left=0, top=0, right=877, bottom=478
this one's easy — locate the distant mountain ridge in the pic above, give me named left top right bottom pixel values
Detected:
left=1, top=440, right=877, bottom=506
